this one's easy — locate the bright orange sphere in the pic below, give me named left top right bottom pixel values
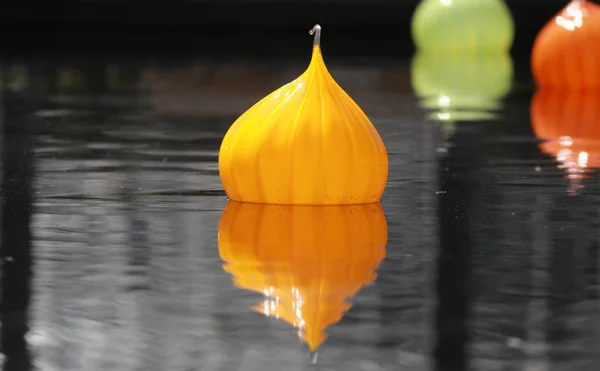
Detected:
left=531, top=0, right=600, bottom=90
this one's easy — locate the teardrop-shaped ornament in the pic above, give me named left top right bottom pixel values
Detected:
left=218, top=25, right=388, bottom=205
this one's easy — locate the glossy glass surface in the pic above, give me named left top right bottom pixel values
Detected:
left=219, top=41, right=388, bottom=205
left=411, top=0, right=515, bottom=53
left=532, top=0, right=600, bottom=90
left=1, top=54, right=600, bottom=371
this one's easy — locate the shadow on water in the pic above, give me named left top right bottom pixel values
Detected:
left=434, top=125, right=475, bottom=371
left=0, top=90, right=37, bottom=369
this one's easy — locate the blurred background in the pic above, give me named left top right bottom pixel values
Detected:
left=0, top=0, right=574, bottom=56
left=2, top=1, right=600, bottom=371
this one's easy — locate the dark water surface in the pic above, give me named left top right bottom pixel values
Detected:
left=0, top=55, right=599, bottom=371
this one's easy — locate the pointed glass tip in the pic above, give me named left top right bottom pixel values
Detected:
left=309, top=24, right=321, bottom=46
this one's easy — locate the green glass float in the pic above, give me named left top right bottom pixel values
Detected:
left=411, top=0, right=515, bottom=54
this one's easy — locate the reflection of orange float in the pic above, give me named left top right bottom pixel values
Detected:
left=530, top=89, right=600, bottom=189
left=218, top=201, right=388, bottom=351
left=532, top=0, right=600, bottom=90
left=218, top=25, right=388, bottom=205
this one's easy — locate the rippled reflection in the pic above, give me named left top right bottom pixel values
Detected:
left=218, top=201, right=388, bottom=352
left=411, top=53, right=513, bottom=141
left=530, top=89, right=600, bottom=193
left=2, top=55, right=600, bottom=371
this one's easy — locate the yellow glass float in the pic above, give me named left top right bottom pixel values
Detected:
left=411, top=0, right=515, bottom=54
left=218, top=201, right=388, bottom=351
left=218, top=25, right=389, bottom=205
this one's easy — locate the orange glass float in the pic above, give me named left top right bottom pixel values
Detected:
left=218, top=25, right=389, bottom=205
left=217, top=201, right=388, bottom=351
left=530, top=89, right=600, bottom=189
left=532, top=0, right=600, bottom=90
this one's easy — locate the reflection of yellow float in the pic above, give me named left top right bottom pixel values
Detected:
left=218, top=201, right=388, bottom=351
left=530, top=89, right=600, bottom=192
left=218, top=25, right=388, bottom=206
left=411, top=0, right=515, bottom=54
left=410, top=52, right=513, bottom=124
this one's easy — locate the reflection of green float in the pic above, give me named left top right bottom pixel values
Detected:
left=2, top=64, right=30, bottom=92
left=411, top=0, right=515, bottom=54
left=410, top=53, right=513, bottom=139
left=411, top=53, right=513, bottom=112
